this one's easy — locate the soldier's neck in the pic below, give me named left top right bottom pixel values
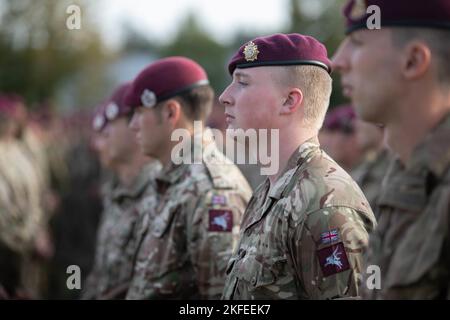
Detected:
left=116, top=153, right=149, bottom=187
left=267, top=128, right=317, bottom=186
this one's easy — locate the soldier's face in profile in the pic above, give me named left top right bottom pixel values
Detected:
left=105, top=117, right=139, bottom=165
left=129, top=105, right=168, bottom=159
left=332, top=29, right=403, bottom=124
left=92, top=129, right=113, bottom=169
left=219, top=68, right=283, bottom=131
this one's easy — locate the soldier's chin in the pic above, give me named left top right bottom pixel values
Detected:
left=140, top=144, right=152, bottom=157
left=226, top=123, right=236, bottom=130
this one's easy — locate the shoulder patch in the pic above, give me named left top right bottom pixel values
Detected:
left=316, top=242, right=350, bottom=277
left=211, top=194, right=227, bottom=206
left=208, top=209, right=233, bottom=232
left=320, top=228, right=340, bottom=245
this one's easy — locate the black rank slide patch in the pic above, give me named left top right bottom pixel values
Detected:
left=208, top=209, right=233, bottom=232
left=316, top=242, right=350, bottom=277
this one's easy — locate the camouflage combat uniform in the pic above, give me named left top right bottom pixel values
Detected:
left=126, top=129, right=252, bottom=299
left=0, top=139, right=45, bottom=297
left=83, top=161, right=161, bottom=299
left=351, top=149, right=391, bottom=212
left=222, top=137, right=377, bottom=300
left=362, top=114, right=450, bottom=299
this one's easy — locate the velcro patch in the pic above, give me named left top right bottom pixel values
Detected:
left=211, top=195, right=227, bottom=206
left=316, top=242, right=350, bottom=277
left=208, top=209, right=233, bottom=232
left=320, top=228, right=339, bottom=245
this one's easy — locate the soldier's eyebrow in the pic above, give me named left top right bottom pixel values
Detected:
left=234, top=71, right=250, bottom=80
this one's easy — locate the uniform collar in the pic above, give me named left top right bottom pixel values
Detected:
left=267, top=136, right=320, bottom=201
left=111, top=161, right=160, bottom=200
left=378, top=112, right=450, bottom=211
left=155, top=127, right=216, bottom=188
left=242, top=137, right=320, bottom=232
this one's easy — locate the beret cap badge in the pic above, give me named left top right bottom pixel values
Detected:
left=141, top=89, right=157, bottom=108
left=349, top=0, right=367, bottom=20
left=93, top=114, right=105, bottom=131
left=105, top=102, right=119, bottom=120
left=243, top=41, right=259, bottom=62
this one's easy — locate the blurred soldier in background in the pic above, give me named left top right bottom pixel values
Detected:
left=320, top=104, right=391, bottom=210
left=351, top=119, right=390, bottom=212
left=125, top=56, right=252, bottom=299
left=0, top=95, right=49, bottom=299
left=82, top=83, right=161, bottom=299
left=47, top=109, right=103, bottom=300
left=319, top=105, right=363, bottom=172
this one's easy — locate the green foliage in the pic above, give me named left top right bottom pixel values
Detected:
left=0, top=0, right=110, bottom=109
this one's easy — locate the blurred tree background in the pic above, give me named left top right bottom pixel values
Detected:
left=0, top=0, right=348, bottom=113
left=0, top=0, right=111, bottom=110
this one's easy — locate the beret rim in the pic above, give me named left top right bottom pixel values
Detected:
left=147, top=79, right=210, bottom=106
left=346, top=20, right=450, bottom=34
left=234, top=59, right=331, bottom=74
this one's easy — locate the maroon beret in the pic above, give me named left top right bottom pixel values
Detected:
left=228, top=33, right=331, bottom=75
left=104, top=82, right=132, bottom=122
left=124, top=56, right=209, bottom=109
left=323, top=105, right=356, bottom=134
left=344, top=0, right=450, bottom=34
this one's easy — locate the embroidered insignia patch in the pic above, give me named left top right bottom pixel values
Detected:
left=211, top=195, right=227, bottom=205
left=208, top=209, right=233, bottom=232
left=316, top=242, right=350, bottom=277
left=320, top=229, right=339, bottom=245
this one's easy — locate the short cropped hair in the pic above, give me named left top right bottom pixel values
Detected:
left=173, top=85, right=214, bottom=122
left=391, top=28, right=450, bottom=87
left=274, top=65, right=333, bottom=130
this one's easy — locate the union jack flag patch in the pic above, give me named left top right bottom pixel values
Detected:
left=320, top=229, right=339, bottom=245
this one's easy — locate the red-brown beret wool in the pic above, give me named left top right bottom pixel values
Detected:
left=92, top=82, right=132, bottom=131
left=103, top=82, right=132, bottom=122
left=323, top=105, right=356, bottom=134
left=228, top=33, right=332, bottom=75
left=124, top=56, right=209, bottom=109
left=344, top=0, right=450, bottom=34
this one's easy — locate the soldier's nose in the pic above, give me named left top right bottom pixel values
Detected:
left=129, top=113, right=139, bottom=132
left=219, top=87, right=233, bottom=107
left=331, top=42, right=350, bottom=73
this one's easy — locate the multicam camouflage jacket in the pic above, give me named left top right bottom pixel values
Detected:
left=351, top=148, right=391, bottom=213
left=126, top=130, right=252, bottom=300
left=0, top=140, right=44, bottom=254
left=82, top=161, right=161, bottom=299
left=362, top=113, right=450, bottom=299
left=222, top=137, right=376, bottom=300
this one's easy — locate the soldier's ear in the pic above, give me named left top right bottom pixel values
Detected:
left=279, top=88, right=303, bottom=115
left=401, top=40, right=431, bottom=81
left=162, top=99, right=182, bottom=127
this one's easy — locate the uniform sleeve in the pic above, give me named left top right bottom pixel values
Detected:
left=0, top=179, right=36, bottom=253
left=186, top=189, right=246, bottom=299
left=289, top=206, right=370, bottom=299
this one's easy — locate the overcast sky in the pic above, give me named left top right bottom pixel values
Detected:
left=94, top=0, right=290, bottom=48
